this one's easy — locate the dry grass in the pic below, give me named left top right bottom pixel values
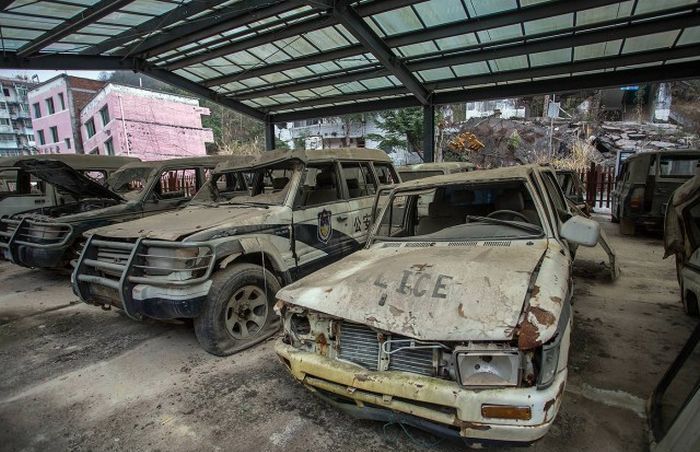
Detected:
left=217, top=138, right=264, bottom=156
left=544, top=138, right=601, bottom=171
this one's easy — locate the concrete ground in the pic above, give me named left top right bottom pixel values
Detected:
left=0, top=217, right=696, bottom=451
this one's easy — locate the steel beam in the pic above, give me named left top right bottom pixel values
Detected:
left=265, top=122, right=275, bottom=151
left=269, top=61, right=700, bottom=122
left=321, top=0, right=430, bottom=105
left=81, top=0, right=230, bottom=55
left=0, top=53, right=267, bottom=121
left=423, top=105, right=435, bottom=163
left=199, top=0, right=623, bottom=87
left=17, top=0, right=134, bottom=57
left=0, top=1, right=15, bottom=10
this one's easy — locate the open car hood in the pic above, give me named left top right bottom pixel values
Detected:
left=279, top=240, right=549, bottom=342
left=16, top=159, right=124, bottom=202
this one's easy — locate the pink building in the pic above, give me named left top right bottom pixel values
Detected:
left=28, top=76, right=214, bottom=160
left=28, top=75, right=106, bottom=155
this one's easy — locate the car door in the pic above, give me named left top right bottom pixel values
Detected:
left=291, top=161, right=353, bottom=278
left=339, top=161, right=380, bottom=249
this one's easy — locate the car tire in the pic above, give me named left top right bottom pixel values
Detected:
left=194, top=262, right=281, bottom=356
left=619, top=218, right=635, bottom=236
left=683, top=290, right=700, bottom=317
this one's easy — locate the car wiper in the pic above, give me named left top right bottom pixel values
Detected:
left=465, top=215, right=542, bottom=234
left=223, top=200, right=270, bottom=208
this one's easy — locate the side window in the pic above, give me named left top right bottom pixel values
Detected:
left=157, top=168, right=198, bottom=200
left=214, top=171, right=247, bottom=195
left=374, top=163, right=399, bottom=185
left=341, top=162, right=377, bottom=199
left=299, top=163, right=343, bottom=207
left=541, top=172, right=569, bottom=222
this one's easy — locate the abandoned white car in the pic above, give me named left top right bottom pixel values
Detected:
left=275, top=165, right=613, bottom=446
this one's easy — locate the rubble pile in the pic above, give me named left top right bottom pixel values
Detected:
left=595, top=121, right=696, bottom=154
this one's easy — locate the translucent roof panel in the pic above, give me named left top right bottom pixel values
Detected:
left=370, top=6, right=423, bottom=35
left=529, top=48, right=572, bottom=67
left=677, top=26, right=700, bottom=46
left=576, top=1, right=634, bottom=26
left=622, top=30, right=680, bottom=53
left=412, top=0, right=467, bottom=27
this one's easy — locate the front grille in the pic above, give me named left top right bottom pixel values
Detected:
left=482, top=241, right=511, bottom=247
left=0, top=219, right=20, bottom=245
left=338, top=321, right=437, bottom=377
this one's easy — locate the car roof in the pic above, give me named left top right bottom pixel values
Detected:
left=391, top=164, right=543, bottom=191
left=214, top=147, right=392, bottom=173
left=625, top=149, right=700, bottom=161
left=398, top=162, right=476, bottom=171
left=115, top=155, right=249, bottom=171
left=0, top=154, right=139, bottom=170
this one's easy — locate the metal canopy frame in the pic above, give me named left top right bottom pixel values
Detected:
left=1, top=0, right=699, bottom=158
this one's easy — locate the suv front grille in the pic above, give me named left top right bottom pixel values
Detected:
left=338, top=321, right=437, bottom=377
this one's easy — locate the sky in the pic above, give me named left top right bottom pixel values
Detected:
left=0, top=69, right=108, bottom=83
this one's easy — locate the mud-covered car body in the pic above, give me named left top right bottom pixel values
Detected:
left=275, top=165, right=616, bottom=445
left=398, top=162, right=475, bottom=182
left=1, top=156, right=231, bottom=269
left=612, top=150, right=700, bottom=235
left=72, top=148, right=399, bottom=355
left=664, top=172, right=700, bottom=316
left=0, top=154, right=137, bottom=218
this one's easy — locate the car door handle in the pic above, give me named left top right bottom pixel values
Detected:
left=336, top=215, right=348, bottom=222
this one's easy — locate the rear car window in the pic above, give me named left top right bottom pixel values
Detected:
left=659, top=156, right=700, bottom=178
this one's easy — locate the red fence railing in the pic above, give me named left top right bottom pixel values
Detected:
left=577, top=164, right=615, bottom=209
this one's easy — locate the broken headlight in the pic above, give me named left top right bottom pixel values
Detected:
left=536, top=339, right=561, bottom=389
left=454, top=347, right=521, bottom=387
left=140, top=245, right=213, bottom=279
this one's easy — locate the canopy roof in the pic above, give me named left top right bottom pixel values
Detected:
left=1, top=0, right=699, bottom=122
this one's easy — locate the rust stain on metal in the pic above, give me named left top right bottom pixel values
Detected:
left=316, top=333, right=328, bottom=355
left=543, top=398, right=556, bottom=413
left=455, top=420, right=492, bottom=431
left=458, top=303, right=467, bottom=318
left=550, top=296, right=562, bottom=305
left=518, top=320, right=541, bottom=350
left=531, top=285, right=540, bottom=298
left=530, top=306, right=555, bottom=326
left=388, top=305, right=405, bottom=316
left=354, top=374, right=370, bottom=382
left=324, top=287, right=333, bottom=293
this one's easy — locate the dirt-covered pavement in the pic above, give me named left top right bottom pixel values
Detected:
left=0, top=217, right=696, bottom=452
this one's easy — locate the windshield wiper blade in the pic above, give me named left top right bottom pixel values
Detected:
left=223, top=200, right=270, bottom=208
left=465, top=215, right=542, bottom=234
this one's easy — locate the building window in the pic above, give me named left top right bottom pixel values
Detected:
left=90, top=147, right=99, bottom=155
left=46, top=97, right=55, bottom=115
left=64, top=138, right=71, bottom=149
left=85, top=118, right=96, bottom=138
left=0, top=118, right=8, bottom=126
left=104, top=138, right=114, bottom=156
left=2, top=88, right=9, bottom=97
left=50, top=126, right=58, bottom=143
left=99, top=105, right=110, bottom=126
left=37, top=130, right=45, bottom=145
left=58, top=93, right=66, bottom=110
left=33, top=102, right=41, bottom=118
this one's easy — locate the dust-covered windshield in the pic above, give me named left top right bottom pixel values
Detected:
left=107, top=166, right=155, bottom=201
left=373, top=180, right=544, bottom=242
left=191, top=160, right=299, bottom=207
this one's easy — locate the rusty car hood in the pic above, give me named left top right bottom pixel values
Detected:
left=279, top=239, right=549, bottom=341
left=88, top=204, right=285, bottom=241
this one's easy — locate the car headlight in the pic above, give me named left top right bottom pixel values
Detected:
left=454, top=348, right=521, bottom=387
left=142, top=246, right=213, bottom=277
left=537, top=339, right=561, bottom=389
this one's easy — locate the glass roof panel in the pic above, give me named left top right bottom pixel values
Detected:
left=239, top=77, right=267, bottom=88
left=258, top=73, right=289, bottom=84
left=8, top=2, right=83, bottom=19
left=0, top=13, right=59, bottom=30
left=221, top=81, right=247, bottom=92
left=634, top=0, right=696, bottom=15
left=288, top=89, right=320, bottom=100
left=185, top=65, right=223, bottom=80
left=529, top=48, right=572, bottom=66
left=204, top=56, right=240, bottom=73
left=371, top=6, right=423, bottom=35
left=1, top=28, right=43, bottom=40
left=335, top=56, right=373, bottom=69
left=304, top=26, right=353, bottom=51
left=0, top=39, right=26, bottom=51
left=282, top=67, right=316, bottom=79
left=574, top=40, right=623, bottom=60
left=465, top=0, right=517, bottom=17
left=364, top=17, right=386, bottom=37
left=435, top=33, right=479, bottom=51
left=477, top=24, right=522, bottom=43
left=576, top=1, right=634, bottom=26
left=306, top=61, right=342, bottom=74
left=246, top=43, right=291, bottom=64
left=452, top=61, right=491, bottom=77
left=123, top=0, right=179, bottom=16
left=269, top=93, right=297, bottom=104
left=413, top=0, right=467, bottom=27
left=100, top=11, right=152, bottom=27
left=58, top=33, right=108, bottom=45
left=174, top=68, right=201, bottom=82
left=418, top=67, right=455, bottom=82
left=622, top=30, right=680, bottom=53
left=397, top=41, right=438, bottom=58
left=523, top=13, right=573, bottom=35
left=361, top=77, right=395, bottom=89
left=274, top=36, right=317, bottom=58
left=79, top=24, right=130, bottom=35
left=219, top=50, right=261, bottom=69
left=310, top=86, right=342, bottom=97
left=489, top=55, right=529, bottom=71
left=677, top=25, right=700, bottom=46
left=337, top=81, right=369, bottom=94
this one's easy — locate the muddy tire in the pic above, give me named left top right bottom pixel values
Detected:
left=194, top=263, right=281, bottom=356
left=619, top=218, right=636, bottom=236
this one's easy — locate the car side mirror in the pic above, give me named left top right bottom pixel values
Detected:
left=560, top=216, right=600, bottom=247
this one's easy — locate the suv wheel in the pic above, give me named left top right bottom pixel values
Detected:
left=194, top=263, right=281, bottom=356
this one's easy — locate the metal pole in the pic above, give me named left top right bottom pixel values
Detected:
left=423, top=104, right=435, bottom=163
left=264, top=121, right=275, bottom=151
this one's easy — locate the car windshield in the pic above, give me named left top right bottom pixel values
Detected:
left=373, top=180, right=544, bottom=242
left=191, top=160, right=298, bottom=207
left=107, top=166, right=154, bottom=201
left=398, top=170, right=443, bottom=181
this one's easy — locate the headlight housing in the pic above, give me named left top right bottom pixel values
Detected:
left=139, top=245, right=213, bottom=280
left=537, top=338, right=561, bottom=389
left=454, top=346, right=521, bottom=387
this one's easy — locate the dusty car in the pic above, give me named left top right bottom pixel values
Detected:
left=664, top=171, right=700, bottom=316
left=0, top=156, right=232, bottom=270
left=275, top=164, right=616, bottom=446
left=397, top=161, right=475, bottom=182
left=612, top=150, right=700, bottom=235
left=72, top=148, right=399, bottom=355
left=0, top=154, right=138, bottom=218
